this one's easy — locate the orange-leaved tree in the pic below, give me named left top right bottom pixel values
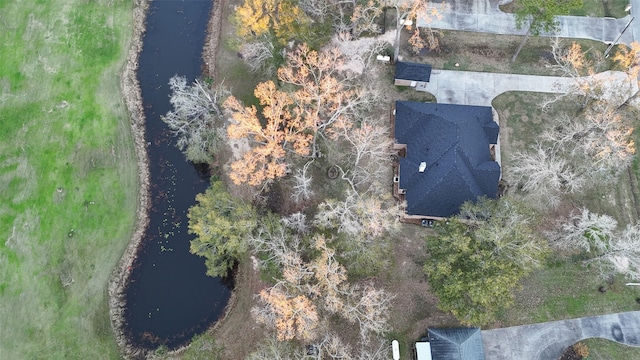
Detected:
left=278, top=44, right=371, bottom=157
left=225, top=44, right=372, bottom=187
left=253, top=285, right=319, bottom=341
left=224, top=80, right=311, bottom=186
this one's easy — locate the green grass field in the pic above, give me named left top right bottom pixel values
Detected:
left=582, top=338, right=640, bottom=358
left=0, top=0, right=137, bottom=358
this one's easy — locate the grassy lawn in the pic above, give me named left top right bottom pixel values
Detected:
left=581, top=338, right=640, bottom=359
left=500, top=0, right=630, bottom=18
left=498, top=258, right=640, bottom=326
left=400, top=30, right=612, bottom=76
left=0, top=0, right=137, bottom=358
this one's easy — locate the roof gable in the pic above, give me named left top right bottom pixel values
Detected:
left=395, top=62, right=433, bottom=82
left=395, top=101, right=500, bottom=217
left=428, top=328, right=485, bottom=360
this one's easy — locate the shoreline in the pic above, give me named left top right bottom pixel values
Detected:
left=202, top=0, right=225, bottom=80
left=108, top=0, right=230, bottom=357
left=108, top=0, right=152, bottom=358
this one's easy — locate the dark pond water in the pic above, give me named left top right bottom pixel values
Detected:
left=124, top=0, right=231, bottom=349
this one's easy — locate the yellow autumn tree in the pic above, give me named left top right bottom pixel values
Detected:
left=235, top=0, right=311, bottom=45
left=612, top=41, right=640, bottom=79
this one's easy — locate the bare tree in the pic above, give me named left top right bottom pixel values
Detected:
left=162, top=75, right=229, bottom=163
left=590, top=224, right=640, bottom=280
left=316, top=333, right=353, bottom=359
left=330, top=116, right=394, bottom=195
left=248, top=215, right=307, bottom=271
left=311, top=333, right=390, bottom=360
left=239, top=38, right=276, bottom=73
left=553, top=208, right=617, bottom=253
left=553, top=208, right=640, bottom=280
left=543, top=40, right=639, bottom=110
left=314, top=190, right=402, bottom=239
left=346, top=0, right=384, bottom=39
left=340, top=283, right=393, bottom=340
left=540, top=105, right=635, bottom=179
left=291, top=160, right=315, bottom=203
left=280, top=212, right=309, bottom=235
left=542, top=39, right=606, bottom=110
left=299, top=0, right=335, bottom=20
left=508, top=142, right=585, bottom=208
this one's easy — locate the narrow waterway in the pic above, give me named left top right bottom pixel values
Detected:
left=124, top=0, right=230, bottom=349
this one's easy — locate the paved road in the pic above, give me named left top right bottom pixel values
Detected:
left=482, top=311, right=640, bottom=360
left=418, top=0, right=636, bottom=46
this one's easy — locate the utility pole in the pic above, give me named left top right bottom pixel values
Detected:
left=605, top=16, right=635, bottom=58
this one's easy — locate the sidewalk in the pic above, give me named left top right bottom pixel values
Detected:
left=418, top=0, right=635, bottom=46
left=482, top=311, right=640, bottom=359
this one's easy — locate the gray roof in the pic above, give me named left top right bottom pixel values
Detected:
left=428, top=328, right=485, bottom=360
left=395, top=62, right=432, bottom=82
left=395, top=101, right=500, bottom=217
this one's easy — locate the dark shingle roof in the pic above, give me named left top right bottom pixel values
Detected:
left=428, top=328, right=485, bottom=360
left=395, top=62, right=432, bottom=82
left=395, top=101, right=500, bottom=217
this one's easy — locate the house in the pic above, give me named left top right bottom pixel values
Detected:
left=393, top=101, right=500, bottom=219
left=394, top=62, right=432, bottom=91
left=416, top=327, right=486, bottom=360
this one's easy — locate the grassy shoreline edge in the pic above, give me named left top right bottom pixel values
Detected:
left=108, top=0, right=151, bottom=358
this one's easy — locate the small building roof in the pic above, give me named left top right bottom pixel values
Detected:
left=395, top=101, right=500, bottom=218
left=428, top=328, right=485, bottom=360
left=416, top=341, right=433, bottom=360
left=395, top=62, right=432, bottom=82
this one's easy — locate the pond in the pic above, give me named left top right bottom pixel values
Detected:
left=123, top=0, right=231, bottom=349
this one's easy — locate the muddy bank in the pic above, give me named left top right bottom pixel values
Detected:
left=108, top=0, right=151, bottom=358
left=202, top=0, right=225, bottom=79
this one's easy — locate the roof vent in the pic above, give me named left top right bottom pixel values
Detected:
left=419, top=162, right=427, bottom=173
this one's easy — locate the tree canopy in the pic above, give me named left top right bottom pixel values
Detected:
left=424, top=198, right=548, bottom=325
left=514, top=0, right=582, bottom=35
left=235, top=0, right=313, bottom=45
left=511, top=0, right=582, bottom=62
left=188, top=180, right=258, bottom=277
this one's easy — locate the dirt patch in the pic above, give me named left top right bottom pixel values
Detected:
left=205, top=258, right=267, bottom=359
left=384, top=225, right=458, bottom=353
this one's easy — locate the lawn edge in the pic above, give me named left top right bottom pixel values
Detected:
left=107, top=0, right=152, bottom=358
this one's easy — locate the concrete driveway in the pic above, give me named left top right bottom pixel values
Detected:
left=418, top=0, right=636, bottom=46
left=482, top=311, right=640, bottom=360
left=421, top=70, right=635, bottom=106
